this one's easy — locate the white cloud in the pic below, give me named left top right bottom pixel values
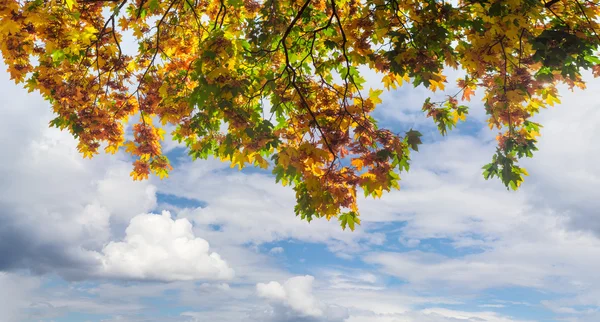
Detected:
left=257, top=281, right=288, bottom=301
left=269, top=247, right=284, bottom=254
left=257, top=276, right=324, bottom=317
left=99, top=211, right=234, bottom=281
left=256, top=275, right=349, bottom=321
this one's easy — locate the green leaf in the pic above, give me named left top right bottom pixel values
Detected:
left=339, top=211, right=360, bottom=231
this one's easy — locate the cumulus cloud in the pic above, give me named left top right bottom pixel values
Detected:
left=256, top=276, right=348, bottom=322
left=99, top=211, right=234, bottom=281
left=257, top=276, right=323, bottom=317
left=257, top=281, right=288, bottom=301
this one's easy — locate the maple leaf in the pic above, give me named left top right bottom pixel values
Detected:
left=382, top=74, right=397, bottom=90
left=65, top=0, right=77, bottom=10
left=462, top=86, right=475, bottom=101
left=1, top=19, right=21, bottom=35
left=351, top=158, right=364, bottom=171
left=405, top=129, right=423, bottom=152
left=368, top=88, right=383, bottom=105
left=452, top=110, right=466, bottom=123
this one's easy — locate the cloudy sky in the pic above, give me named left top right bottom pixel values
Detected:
left=1, top=58, right=599, bottom=322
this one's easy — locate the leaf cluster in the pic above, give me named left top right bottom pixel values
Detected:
left=1, top=0, right=599, bottom=230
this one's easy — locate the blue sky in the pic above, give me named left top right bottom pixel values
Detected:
left=1, top=60, right=600, bottom=322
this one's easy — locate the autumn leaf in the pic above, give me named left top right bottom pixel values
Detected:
left=351, top=158, right=364, bottom=171
left=369, top=88, right=383, bottom=105
left=405, top=129, right=423, bottom=152
left=452, top=110, right=466, bottom=123
left=1, top=19, right=21, bottom=35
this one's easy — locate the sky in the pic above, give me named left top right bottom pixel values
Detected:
left=0, top=57, right=599, bottom=322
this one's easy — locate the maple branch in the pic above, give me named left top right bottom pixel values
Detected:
left=499, top=40, right=514, bottom=139
left=183, top=0, right=208, bottom=33
left=390, top=0, right=419, bottom=50
left=330, top=0, right=371, bottom=133
left=544, top=0, right=561, bottom=8
left=137, top=0, right=148, bottom=19
left=111, top=18, right=122, bottom=59
left=280, top=0, right=338, bottom=165
left=213, top=0, right=226, bottom=30
left=574, top=0, right=600, bottom=43
left=518, top=28, right=525, bottom=67
left=113, top=0, right=177, bottom=117
left=280, top=0, right=313, bottom=48
left=75, top=0, right=127, bottom=84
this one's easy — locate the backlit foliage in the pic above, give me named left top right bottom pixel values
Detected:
left=1, top=0, right=599, bottom=229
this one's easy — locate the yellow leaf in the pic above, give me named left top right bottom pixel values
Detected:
left=373, top=187, right=383, bottom=198
left=382, top=74, right=397, bottom=90
left=156, top=169, right=168, bottom=180
left=163, top=46, right=177, bottom=57
left=65, top=0, right=76, bottom=10
left=545, top=93, right=561, bottom=106
left=402, top=74, right=410, bottom=84
left=311, top=164, right=324, bottom=176
left=360, top=172, right=376, bottom=180
left=351, top=158, right=364, bottom=171
left=428, top=73, right=446, bottom=92
left=505, top=26, right=519, bottom=39
left=156, top=128, right=166, bottom=141
left=124, top=141, right=137, bottom=154
left=97, top=57, right=106, bottom=69
left=118, top=17, right=129, bottom=30
left=429, top=79, right=445, bottom=92
left=506, top=90, right=522, bottom=102
left=452, top=110, right=466, bottom=123
left=127, top=60, right=138, bottom=72
left=105, top=144, right=120, bottom=154
left=222, top=91, right=233, bottom=100
left=141, top=114, right=153, bottom=125
left=1, top=19, right=21, bottom=35
left=526, top=129, right=540, bottom=141
left=369, top=88, right=383, bottom=105
left=306, top=177, right=320, bottom=192
left=278, top=152, right=290, bottom=167
left=133, top=27, right=144, bottom=39
left=207, top=67, right=229, bottom=80
left=159, top=84, right=168, bottom=98
left=254, top=154, right=269, bottom=169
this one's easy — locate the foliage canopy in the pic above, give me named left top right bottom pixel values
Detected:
left=1, top=0, right=599, bottom=229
